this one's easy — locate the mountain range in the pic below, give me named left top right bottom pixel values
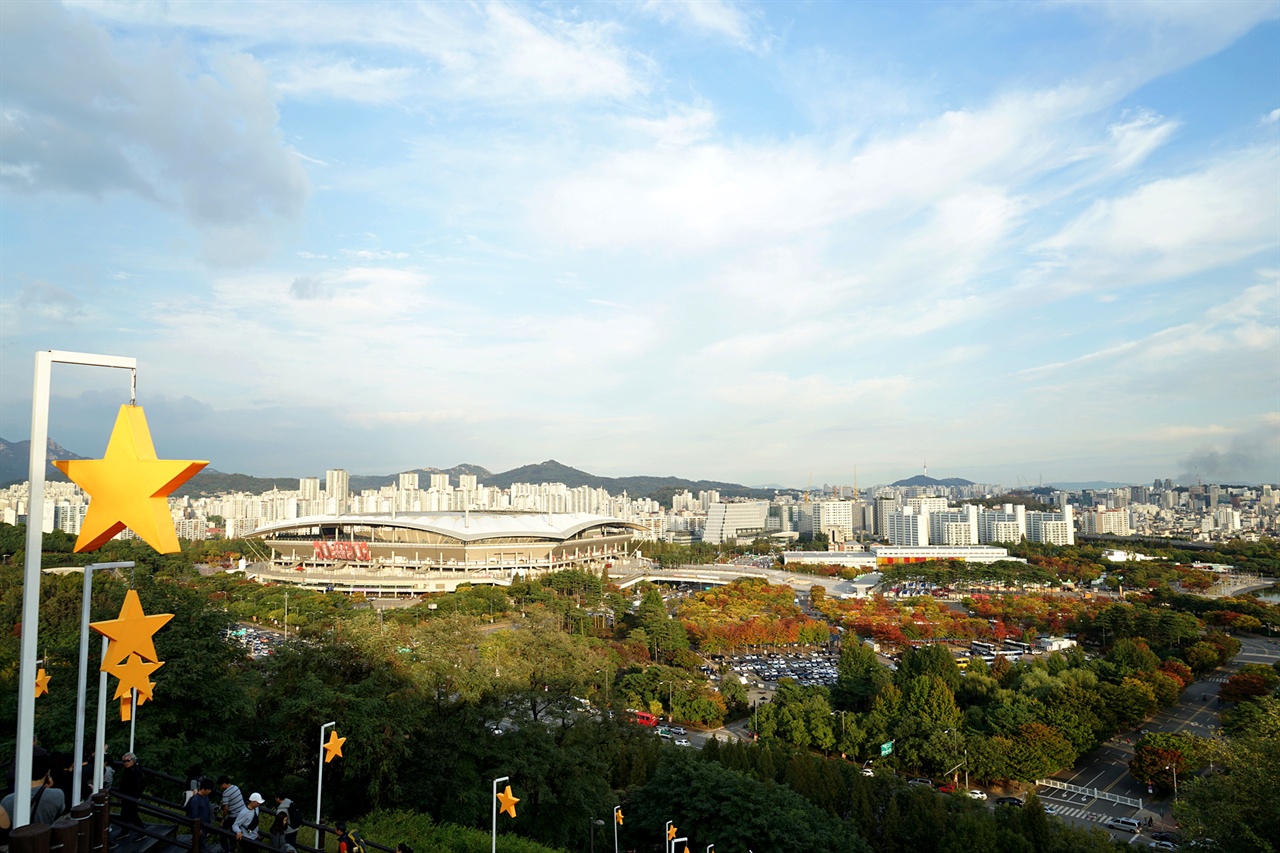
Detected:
left=0, top=440, right=776, bottom=503
left=889, top=474, right=976, bottom=487
left=0, top=437, right=86, bottom=487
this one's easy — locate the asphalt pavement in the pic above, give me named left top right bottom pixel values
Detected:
left=1036, top=634, right=1280, bottom=843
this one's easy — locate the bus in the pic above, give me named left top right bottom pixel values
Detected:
left=627, top=710, right=658, bottom=727
left=1004, top=640, right=1032, bottom=653
left=970, top=641, right=996, bottom=655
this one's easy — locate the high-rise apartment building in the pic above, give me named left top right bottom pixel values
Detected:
left=299, top=477, right=320, bottom=500
left=812, top=500, right=855, bottom=541
left=399, top=472, right=419, bottom=491
left=885, top=507, right=929, bottom=546
left=325, top=469, right=350, bottom=512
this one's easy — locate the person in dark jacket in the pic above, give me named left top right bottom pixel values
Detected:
left=185, top=779, right=216, bottom=850
left=117, top=753, right=145, bottom=838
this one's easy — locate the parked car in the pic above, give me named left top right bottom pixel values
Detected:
left=671, top=726, right=687, bottom=735
left=995, top=797, right=1023, bottom=807
left=674, top=739, right=692, bottom=747
left=907, top=778, right=933, bottom=787
left=967, top=790, right=987, bottom=801
left=1151, top=833, right=1180, bottom=844
left=860, top=767, right=875, bottom=777
left=937, top=784, right=957, bottom=794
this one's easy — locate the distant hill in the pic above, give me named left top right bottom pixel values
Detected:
left=1, top=442, right=772, bottom=506
left=482, top=459, right=772, bottom=504
left=174, top=464, right=495, bottom=497
left=0, top=437, right=87, bottom=487
left=890, top=474, right=975, bottom=487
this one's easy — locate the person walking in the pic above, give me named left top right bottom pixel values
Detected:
left=272, top=793, right=300, bottom=852
left=232, top=793, right=264, bottom=846
left=117, top=753, right=146, bottom=839
left=218, top=776, right=246, bottom=852
left=0, top=753, right=67, bottom=836
left=185, top=779, right=216, bottom=850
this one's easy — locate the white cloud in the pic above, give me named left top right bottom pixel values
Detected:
left=73, top=0, right=649, bottom=103
left=272, top=58, right=414, bottom=103
left=1034, top=145, right=1279, bottom=289
left=639, top=0, right=770, bottom=53
left=0, top=2, right=309, bottom=249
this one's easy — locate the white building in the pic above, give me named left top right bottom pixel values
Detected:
left=885, top=507, right=929, bottom=546
left=812, top=500, right=856, bottom=541
left=702, top=501, right=769, bottom=544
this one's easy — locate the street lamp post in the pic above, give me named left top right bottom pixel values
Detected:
left=612, top=805, right=621, bottom=853
left=491, top=776, right=509, bottom=853
left=316, top=721, right=335, bottom=848
left=588, top=817, right=605, bottom=853
left=15, top=350, right=136, bottom=828
left=69, top=560, right=134, bottom=799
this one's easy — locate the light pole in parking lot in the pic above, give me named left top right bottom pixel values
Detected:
left=1165, top=764, right=1178, bottom=800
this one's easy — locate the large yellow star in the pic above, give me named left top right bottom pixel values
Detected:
left=497, top=784, right=519, bottom=819
left=108, top=654, right=163, bottom=700
left=615, top=809, right=624, bottom=826
left=667, top=825, right=678, bottom=842
left=34, top=667, right=51, bottom=697
left=54, top=404, right=206, bottom=554
left=91, top=589, right=172, bottom=668
left=323, top=730, right=346, bottom=763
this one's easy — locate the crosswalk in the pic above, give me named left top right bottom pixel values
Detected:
left=1043, top=802, right=1106, bottom=822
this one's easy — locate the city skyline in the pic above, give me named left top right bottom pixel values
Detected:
left=2, top=2, right=1278, bottom=487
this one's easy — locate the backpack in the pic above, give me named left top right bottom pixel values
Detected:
left=348, top=829, right=367, bottom=853
left=286, top=802, right=302, bottom=833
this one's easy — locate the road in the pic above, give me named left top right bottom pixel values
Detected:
left=1036, top=634, right=1280, bottom=843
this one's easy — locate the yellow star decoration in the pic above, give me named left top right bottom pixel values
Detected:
left=615, top=810, right=624, bottom=826
left=54, top=404, right=207, bottom=554
left=108, top=654, right=163, bottom=701
left=667, top=825, right=678, bottom=842
left=34, top=667, right=51, bottom=697
left=682, top=847, right=690, bottom=853
left=120, top=696, right=133, bottom=722
left=497, top=784, right=519, bottom=819
left=91, top=589, right=172, bottom=669
left=323, top=730, right=346, bottom=763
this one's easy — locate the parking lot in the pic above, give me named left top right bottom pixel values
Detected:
left=725, top=650, right=839, bottom=688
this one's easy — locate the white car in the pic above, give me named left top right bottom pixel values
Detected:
left=675, top=739, right=692, bottom=747
left=967, top=790, right=987, bottom=801
left=860, top=767, right=875, bottom=777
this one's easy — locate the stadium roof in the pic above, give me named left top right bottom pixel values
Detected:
left=251, top=511, right=642, bottom=544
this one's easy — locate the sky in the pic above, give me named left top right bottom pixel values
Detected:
left=1, top=0, right=1278, bottom=489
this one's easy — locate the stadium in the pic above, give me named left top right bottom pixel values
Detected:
left=246, top=511, right=642, bottom=594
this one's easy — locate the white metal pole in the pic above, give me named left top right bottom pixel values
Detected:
left=94, top=636, right=109, bottom=791
left=316, top=721, right=335, bottom=848
left=613, top=806, right=620, bottom=853
left=73, top=561, right=131, bottom=801
left=129, top=688, right=137, bottom=754
left=492, top=775, right=509, bottom=853
left=15, top=351, right=135, bottom=826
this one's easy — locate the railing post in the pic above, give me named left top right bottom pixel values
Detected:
left=70, top=803, right=94, bottom=853
left=50, top=817, right=80, bottom=853
left=191, top=818, right=203, bottom=852
left=10, top=823, right=52, bottom=853
left=90, top=792, right=110, bottom=853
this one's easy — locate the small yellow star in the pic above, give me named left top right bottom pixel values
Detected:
left=323, top=730, right=346, bottom=763
left=667, top=825, right=678, bottom=841
left=54, top=404, right=206, bottom=554
left=682, top=846, right=690, bottom=853
left=615, top=809, right=624, bottom=826
left=497, top=784, right=519, bottom=819
left=108, top=654, right=163, bottom=701
left=120, top=696, right=132, bottom=722
left=92, top=589, right=173, bottom=668
left=34, top=667, right=51, bottom=697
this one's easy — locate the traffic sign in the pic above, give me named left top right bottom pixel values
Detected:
left=881, top=740, right=894, bottom=757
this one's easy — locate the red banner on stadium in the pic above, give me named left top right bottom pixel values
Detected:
left=312, top=541, right=371, bottom=561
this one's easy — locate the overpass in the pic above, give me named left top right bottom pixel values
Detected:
left=613, top=564, right=870, bottom=598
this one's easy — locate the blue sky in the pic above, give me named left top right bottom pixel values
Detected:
left=2, top=0, right=1278, bottom=487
